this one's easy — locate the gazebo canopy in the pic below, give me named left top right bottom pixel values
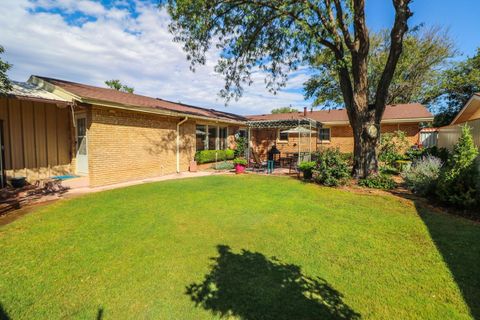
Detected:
left=246, top=118, right=320, bottom=129
left=281, top=126, right=317, bottom=134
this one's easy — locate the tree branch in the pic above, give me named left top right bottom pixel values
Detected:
left=374, top=0, right=412, bottom=119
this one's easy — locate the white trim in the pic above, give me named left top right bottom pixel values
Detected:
left=176, top=117, right=189, bottom=173
left=450, top=94, right=480, bottom=125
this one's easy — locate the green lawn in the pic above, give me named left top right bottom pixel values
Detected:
left=0, top=175, right=478, bottom=319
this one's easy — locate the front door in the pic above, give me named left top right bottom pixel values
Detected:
left=76, top=116, right=88, bottom=175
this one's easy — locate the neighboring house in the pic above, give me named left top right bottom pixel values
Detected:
left=247, top=104, right=433, bottom=157
left=438, top=93, right=480, bottom=150
left=0, top=76, right=246, bottom=187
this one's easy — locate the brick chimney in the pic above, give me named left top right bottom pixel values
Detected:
left=303, top=107, right=307, bottom=117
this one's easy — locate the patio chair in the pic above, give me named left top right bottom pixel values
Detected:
left=250, top=149, right=268, bottom=172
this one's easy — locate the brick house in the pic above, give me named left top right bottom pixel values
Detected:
left=0, top=76, right=246, bottom=187
left=0, top=75, right=433, bottom=188
left=247, top=104, right=434, bottom=158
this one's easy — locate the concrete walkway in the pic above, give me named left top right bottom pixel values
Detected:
left=65, top=170, right=231, bottom=196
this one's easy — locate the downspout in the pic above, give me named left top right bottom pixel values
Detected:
left=176, top=117, right=189, bottom=173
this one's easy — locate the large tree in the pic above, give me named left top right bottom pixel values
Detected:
left=0, top=45, right=12, bottom=95
left=271, top=106, right=298, bottom=114
left=432, top=48, right=480, bottom=126
left=162, top=0, right=413, bottom=177
left=304, top=26, right=454, bottom=108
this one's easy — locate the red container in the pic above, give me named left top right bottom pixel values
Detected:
left=235, top=164, right=246, bottom=174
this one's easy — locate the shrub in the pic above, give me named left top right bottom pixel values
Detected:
left=232, top=157, right=248, bottom=166
left=298, top=161, right=316, bottom=180
left=402, top=156, right=443, bottom=196
left=379, top=164, right=399, bottom=175
left=406, top=146, right=450, bottom=163
left=378, top=130, right=409, bottom=166
left=195, top=149, right=235, bottom=164
left=358, top=174, right=396, bottom=190
left=436, top=125, right=479, bottom=209
left=234, top=136, right=248, bottom=158
left=313, top=148, right=350, bottom=186
left=213, top=161, right=234, bottom=170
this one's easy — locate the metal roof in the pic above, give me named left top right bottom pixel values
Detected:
left=8, top=81, right=69, bottom=103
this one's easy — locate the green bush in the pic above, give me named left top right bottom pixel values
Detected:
left=379, top=130, right=409, bottom=166
left=298, top=161, right=316, bottom=180
left=234, top=136, right=248, bottom=158
left=313, top=148, right=350, bottom=186
left=402, top=155, right=443, bottom=196
left=406, top=146, right=450, bottom=163
left=213, top=161, right=234, bottom=170
left=379, top=165, right=399, bottom=175
left=359, top=174, right=396, bottom=190
left=436, top=125, right=479, bottom=210
left=195, top=149, right=235, bottom=164
left=232, top=157, right=248, bottom=166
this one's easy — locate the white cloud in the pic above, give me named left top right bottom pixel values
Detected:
left=0, top=0, right=312, bottom=115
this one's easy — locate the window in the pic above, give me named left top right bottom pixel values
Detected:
left=196, top=125, right=207, bottom=150
left=237, top=129, right=247, bottom=138
left=208, top=126, right=217, bottom=150
left=219, top=127, right=228, bottom=150
left=278, top=129, right=289, bottom=142
left=318, top=128, right=331, bottom=141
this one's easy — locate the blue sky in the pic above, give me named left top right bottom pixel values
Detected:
left=1, top=0, right=479, bottom=115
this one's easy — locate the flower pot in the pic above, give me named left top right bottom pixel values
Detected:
left=303, top=170, right=313, bottom=180
left=235, top=164, right=246, bottom=174
left=11, top=177, right=26, bottom=188
left=189, top=160, right=198, bottom=172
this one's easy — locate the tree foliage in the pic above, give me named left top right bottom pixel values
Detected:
left=304, top=26, right=454, bottom=108
left=105, top=79, right=134, bottom=93
left=162, top=0, right=413, bottom=178
left=271, top=106, right=298, bottom=114
left=0, top=45, right=12, bottom=95
left=432, top=48, right=480, bottom=126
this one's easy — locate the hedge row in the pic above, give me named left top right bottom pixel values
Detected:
left=195, top=149, right=235, bottom=164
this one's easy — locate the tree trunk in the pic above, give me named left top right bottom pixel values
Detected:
left=351, top=109, right=380, bottom=178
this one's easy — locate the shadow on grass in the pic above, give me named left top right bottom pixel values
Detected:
left=0, top=303, right=10, bottom=320
left=413, top=201, right=480, bottom=319
left=96, top=307, right=104, bottom=320
left=186, top=245, right=360, bottom=320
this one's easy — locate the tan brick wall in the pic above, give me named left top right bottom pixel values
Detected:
left=252, top=122, right=422, bottom=157
left=87, top=106, right=196, bottom=187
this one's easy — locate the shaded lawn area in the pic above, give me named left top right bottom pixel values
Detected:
left=0, top=175, right=478, bottom=319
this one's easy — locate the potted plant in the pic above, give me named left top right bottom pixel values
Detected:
left=298, top=161, right=316, bottom=180
left=233, top=157, right=248, bottom=174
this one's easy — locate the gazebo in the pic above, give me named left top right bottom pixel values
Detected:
left=245, top=118, right=320, bottom=165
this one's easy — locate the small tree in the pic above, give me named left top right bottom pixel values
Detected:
left=0, top=45, right=12, bottom=95
left=436, top=125, right=479, bottom=209
left=105, top=79, right=134, bottom=93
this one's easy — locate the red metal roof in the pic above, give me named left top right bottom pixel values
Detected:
left=247, top=103, right=433, bottom=123
left=35, top=76, right=246, bottom=122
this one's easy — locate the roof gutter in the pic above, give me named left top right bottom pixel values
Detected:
left=176, top=117, right=189, bottom=173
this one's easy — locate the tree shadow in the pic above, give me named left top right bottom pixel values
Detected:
left=0, top=303, right=10, bottom=320
left=412, top=202, right=480, bottom=319
left=186, top=245, right=360, bottom=320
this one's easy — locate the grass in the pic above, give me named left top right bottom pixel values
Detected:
left=0, top=175, right=478, bottom=319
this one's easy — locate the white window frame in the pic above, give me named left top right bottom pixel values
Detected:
left=318, top=127, right=331, bottom=142
left=196, top=124, right=229, bottom=151
left=277, top=129, right=289, bottom=143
